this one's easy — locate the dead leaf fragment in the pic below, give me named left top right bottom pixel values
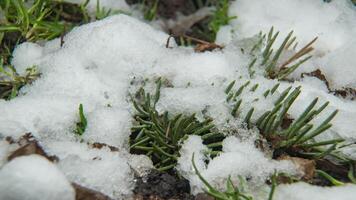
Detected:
left=90, top=142, right=119, bottom=152
left=194, top=43, right=223, bottom=52
left=7, top=133, right=58, bottom=162
left=279, top=155, right=316, bottom=180
left=73, top=183, right=112, bottom=200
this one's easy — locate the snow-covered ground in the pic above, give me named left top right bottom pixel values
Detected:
left=0, top=0, right=356, bottom=199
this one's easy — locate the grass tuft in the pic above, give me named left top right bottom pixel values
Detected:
left=142, top=0, right=159, bottom=21
left=74, top=103, right=87, bottom=136
left=1, top=0, right=68, bottom=42
left=0, top=58, right=39, bottom=100
left=208, top=0, right=237, bottom=40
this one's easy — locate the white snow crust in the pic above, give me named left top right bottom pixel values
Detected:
left=275, top=182, right=356, bottom=200
left=64, top=0, right=131, bottom=15
left=0, top=0, right=355, bottom=199
left=177, top=135, right=297, bottom=195
left=0, top=155, right=75, bottom=200
left=227, top=0, right=356, bottom=90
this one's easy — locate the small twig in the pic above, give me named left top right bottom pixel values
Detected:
left=166, top=34, right=223, bottom=52
left=182, top=34, right=223, bottom=52
left=60, top=24, right=67, bottom=47
left=279, top=37, right=317, bottom=69
left=182, top=34, right=211, bottom=45
left=165, top=34, right=174, bottom=48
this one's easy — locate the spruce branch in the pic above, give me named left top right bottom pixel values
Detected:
left=248, top=27, right=317, bottom=80
left=130, top=78, right=225, bottom=171
left=225, top=81, right=343, bottom=159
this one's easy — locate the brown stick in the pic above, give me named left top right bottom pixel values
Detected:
left=279, top=37, right=318, bottom=69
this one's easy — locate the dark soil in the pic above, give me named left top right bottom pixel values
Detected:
left=133, top=169, right=194, bottom=200
left=125, top=0, right=217, bottom=42
left=0, top=31, right=24, bottom=65
left=126, top=0, right=197, bottom=19
left=73, top=183, right=113, bottom=200
left=312, top=159, right=354, bottom=186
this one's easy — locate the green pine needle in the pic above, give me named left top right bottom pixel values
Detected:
left=130, top=78, right=225, bottom=171
left=248, top=27, right=317, bottom=80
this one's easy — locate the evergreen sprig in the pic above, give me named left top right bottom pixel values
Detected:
left=130, top=78, right=225, bottom=171
left=225, top=81, right=343, bottom=158
left=192, top=153, right=277, bottom=200
left=248, top=27, right=317, bottom=80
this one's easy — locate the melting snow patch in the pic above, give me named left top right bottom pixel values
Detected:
left=0, top=0, right=355, bottom=198
left=275, top=182, right=356, bottom=200
left=178, top=136, right=297, bottom=195
left=0, top=155, right=75, bottom=200
left=227, top=0, right=356, bottom=89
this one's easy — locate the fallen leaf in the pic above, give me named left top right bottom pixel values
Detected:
left=7, top=133, right=58, bottom=162
left=278, top=155, right=316, bottom=181
left=73, top=183, right=112, bottom=200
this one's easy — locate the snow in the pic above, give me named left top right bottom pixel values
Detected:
left=58, top=154, right=133, bottom=198
left=0, top=140, right=18, bottom=167
left=228, top=0, right=356, bottom=53
left=1, top=14, right=171, bottom=197
left=64, top=0, right=131, bottom=15
left=275, top=182, right=356, bottom=200
left=0, top=0, right=355, bottom=198
left=215, top=25, right=234, bottom=45
left=224, top=0, right=356, bottom=154
left=288, top=80, right=356, bottom=142
left=227, top=0, right=356, bottom=90
left=156, top=87, right=227, bottom=119
left=176, top=135, right=209, bottom=194
left=83, top=107, right=132, bottom=148
left=11, top=42, right=43, bottom=75
left=317, top=38, right=356, bottom=90
left=178, top=136, right=297, bottom=195
left=0, top=155, right=75, bottom=200
left=43, top=140, right=152, bottom=199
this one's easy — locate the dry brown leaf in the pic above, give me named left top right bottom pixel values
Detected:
left=73, top=183, right=112, bottom=200
left=278, top=155, right=316, bottom=181
left=7, top=133, right=58, bottom=162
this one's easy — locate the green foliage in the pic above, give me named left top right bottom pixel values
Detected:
left=348, top=163, right=356, bottom=184
left=143, top=0, right=159, bottom=21
left=74, top=104, right=87, bottom=136
left=0, top=0, right=89, bottom=65
left=209, top=0, right=237, bottom=39
left=130, top=78, right=224, bottom=171
left=0, top=0, right=69, bottom=42
left=95, top=0, right=112, bottom=20
left=192, top=153, right=277, bottom=200
left=95, top=0, right=129, bottom=20
left=0, top=0, right=122, bottom=64
left=248, top=27, right=317, bottom=80
left=0, top=58, right=39, bottom=100
left=316, top=170, right=345, bottom=186
left=225, top=81, right=344, bottom=158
